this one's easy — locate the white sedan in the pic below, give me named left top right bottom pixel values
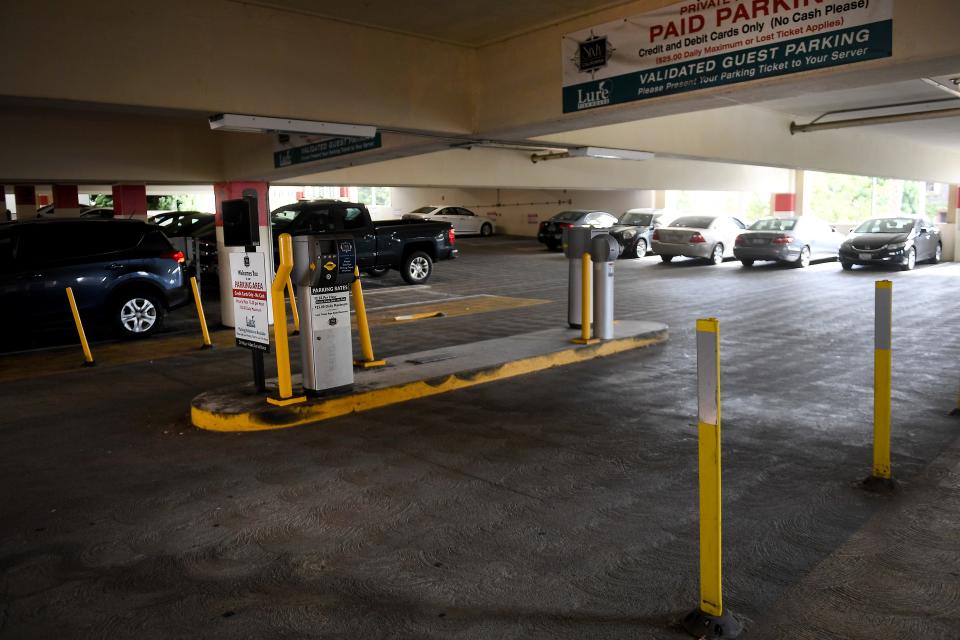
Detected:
left=403, top=206, right=495, bottom=236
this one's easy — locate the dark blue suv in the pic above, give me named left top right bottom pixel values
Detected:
left=0, top=219, right=191, bottom=340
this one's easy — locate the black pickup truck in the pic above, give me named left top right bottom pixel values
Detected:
left=271, top=200, right=457, bottom=284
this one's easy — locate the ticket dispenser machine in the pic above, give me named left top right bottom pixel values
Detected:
left=293, top=234, right=357, bottom=396
left=563, top=226, right=609, bottom=329
left=591, top=234, right=621, bottom=340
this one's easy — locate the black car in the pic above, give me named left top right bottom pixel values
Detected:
left=839, top=216, right=942, bottom=271
left=536, top=209, right=619, bottom=251
left=608, top=209, right=667, bottom=258
left=0, top=219, right=191, bottom=339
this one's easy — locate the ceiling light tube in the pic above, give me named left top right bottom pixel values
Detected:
left=209, top=113, right=376, bottom=138
left=567, top=147, right=655, bottom=161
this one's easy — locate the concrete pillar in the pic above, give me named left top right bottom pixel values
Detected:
left=14, top=185, right=37, bottom=221
left=213, top=181, right=275, bottom=327
left=52, top=184, right=81, bottom=217
left=653, top=190, right=667, bottom=210
left=112, top=184, right=147, bottom=219
left=948, top=184, right=959, bottom=262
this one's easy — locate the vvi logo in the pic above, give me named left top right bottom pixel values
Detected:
left=577, top=80, right=612, bottom=110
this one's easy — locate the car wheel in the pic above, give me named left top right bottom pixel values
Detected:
left=480, top=223, right=493, bottom=237
left=660, top=254, right=674, bottom=263
left=841, top=261, right=853, bottom=271
left=365, top=266, right=389, bottom=278
left=901, top=246, right=916, bottom=271
left=545, top=240, right=559, bottom=251
left=633, top=239, right=647, bottom=259
left=113, top=291, right=164, bottom=338
left=740, top=259, right=754, bottom=267
left=931, top=242, right=942, bottom=264
left=796, top=245, right=811, bottom=268
left=401, top=251, right=433, bottom=285
left=710, top=243, right=724, bottom=265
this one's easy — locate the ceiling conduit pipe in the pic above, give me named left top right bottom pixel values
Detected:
left=791, top=107, right=960, bottom=134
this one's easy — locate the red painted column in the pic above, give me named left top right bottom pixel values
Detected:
left=112, top=184, right=148, bottom=219
left=213, top=181, right=274, bottom=327
left=14, top=185, right=37, bottom=221
left=53, top=184, right=81, bottom=217
left=772, top=193, right=796, bottom=217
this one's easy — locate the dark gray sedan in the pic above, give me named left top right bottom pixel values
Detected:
left=838, top=216, right=942, bottom=271
left=734, top=216, right=841, bottom=268
left=608, top=209, right=668, bottom=258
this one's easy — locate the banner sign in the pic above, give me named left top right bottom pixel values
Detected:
left=274, top=132, right=382, bottom=168
left=229, top=251, right=270, bottom=352
left=562, top=0, right=893, bottom=113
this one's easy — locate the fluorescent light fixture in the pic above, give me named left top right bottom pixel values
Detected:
left=567, top=147, right=655, bottom=161
left=209, top=113, right=376, bottom=138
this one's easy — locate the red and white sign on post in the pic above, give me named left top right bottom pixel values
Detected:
left=229, top=252, right=270, bottom=352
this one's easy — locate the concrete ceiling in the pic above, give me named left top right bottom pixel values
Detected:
left=745, top=74, right=960, bottom=149
left=232, top=0, right=637, bottom=46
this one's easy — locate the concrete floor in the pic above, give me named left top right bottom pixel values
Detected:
left=1, top=237, right=959, bottom=638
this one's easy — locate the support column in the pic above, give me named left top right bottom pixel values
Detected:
left=213, top=181, right=274, bottom=327
left=771, top=169, right=804, bottom=218
left=53, top=184, right=81, bottom=217
left=948, top=184, right=959, bottom=262
left=14, top=185, right=37, bottom=221
left=112, top=184, right=147, bottom=219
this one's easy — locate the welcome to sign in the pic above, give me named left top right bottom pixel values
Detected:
left=562, top=0, right=893, bottom=113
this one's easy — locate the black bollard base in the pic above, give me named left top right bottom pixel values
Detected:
left=682, top=607, right=743, bottom=639
left=860, top=475, right=897, bottom=495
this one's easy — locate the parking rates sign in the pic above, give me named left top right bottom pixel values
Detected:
left=562, top=0, right=894, bottom=113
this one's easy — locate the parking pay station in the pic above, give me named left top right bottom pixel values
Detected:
left=293, top=234, right=357, bottom=396
left=591, top=234, right=620, bottom=340
left=563, top=226, right=609, bottom=329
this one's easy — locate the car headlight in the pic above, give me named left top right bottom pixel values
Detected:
left=622, top=229, right=637, bottom=239
left=885, top=242, right=906, bottom=250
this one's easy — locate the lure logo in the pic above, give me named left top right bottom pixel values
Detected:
left=577, top=80, right=612, bottom=110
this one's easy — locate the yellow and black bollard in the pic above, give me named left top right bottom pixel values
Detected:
left=65, top=287, right=95, bottom=367
left=572, top=252, right=598, bottom=345
left=863, top=280, right=897, bottom=493
left=189, top=277, right=213, bottom=349
left=266, top=233, right=306, bottom=407
left=682, top=318, right=742, bottom=639
left=352, top=266, right=386, bottom=368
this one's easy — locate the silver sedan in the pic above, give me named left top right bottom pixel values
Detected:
left=651, top=215, right=748, bottom=265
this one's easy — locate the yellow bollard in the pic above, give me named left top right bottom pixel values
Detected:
left=682, top=318, right=742, bottom=638
left=572, top=252, right=598, bottom=345
left=189, top=277, right=213, bottom=349
left=65, top=287, right=95, bottom=367
left=352, top=266, right=386, bottom=368
left=266, top=233, right=306, bottom=407
left=864, top=280, right=896, bottom=492
left=286, top=275, right=300, bottom=335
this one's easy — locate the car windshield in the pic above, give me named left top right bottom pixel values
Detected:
left=156, top=213, right=213, bottom=235
left=749, top=218, right=797, bottom=231
left=411, top=207, right=437, bottom=214
left=854, top=217, right=915, bottom=234
left=670, top=216, right=714, bottom=229
left=552, top=211, right=585, bottom=222
left=272, top=208, right=300, bottom=225
left=619, top=212, right=655, bottom=226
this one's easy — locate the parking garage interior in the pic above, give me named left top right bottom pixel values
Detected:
left=2, top=1, right=960, bottom=638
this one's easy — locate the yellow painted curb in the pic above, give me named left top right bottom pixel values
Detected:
left=191, top=330, right=667, bottom=432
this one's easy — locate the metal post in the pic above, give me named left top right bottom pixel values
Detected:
left=352, top=266, right=386, bottom=368
left=266, top=233, right=305, bottom=406
left=286, top=274, right=300, bottom=335
left=65, top=287, right=95, bottom=367
left=190, top=276, right=213, bottom=349
left=863, top=280, right=896, bottom=492
left=252, top=351, right=266, bottom=393
left=572, top=252, right=597, bottom=344
left=683, top=318, right=741, bottom=639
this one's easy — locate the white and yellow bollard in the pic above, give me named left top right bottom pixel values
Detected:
left=682, top=318, right=742, bottom=639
